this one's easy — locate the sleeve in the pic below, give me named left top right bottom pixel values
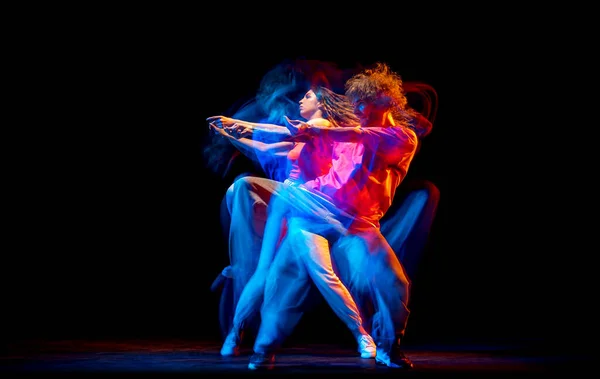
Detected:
left=357, top=127, right=418, bottom=166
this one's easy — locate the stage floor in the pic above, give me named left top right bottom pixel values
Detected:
left=0, top=338, right=590, bottom=376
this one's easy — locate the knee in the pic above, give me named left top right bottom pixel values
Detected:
left=374, top=264, right=410, bottom=297
left=232, top=176, right=267, bottom=217
left=284, top=222, right=303, bottom=246
left=232, top=175, right=253, bottom=196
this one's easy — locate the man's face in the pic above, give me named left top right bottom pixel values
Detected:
left=352, top=99, right=381, bottom=127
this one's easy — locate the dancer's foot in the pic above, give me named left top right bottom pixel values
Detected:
left=220, top=329, right=241, bottom=357
left=248, top=352, right=275, bottom=370
left=357, top=334, right=377, bottom=358
left=376, top=346, right=414, bottom=369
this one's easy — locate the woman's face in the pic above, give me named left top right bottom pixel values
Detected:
left=299, top=90, right=321, bottom=120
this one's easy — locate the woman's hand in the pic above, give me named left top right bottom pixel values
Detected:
left=225, top=123, right=253, bottom=138
left=206, top=115, right=237, bottom=129
left=208, top=122, right=231, bottom=138
left=206, top=115, right=253, bottom=138
left=284, top=116, right=310, bottom=136
left=209, top=121, right=252, bottom=141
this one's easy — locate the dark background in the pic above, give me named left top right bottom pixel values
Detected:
left=5, top=17, right=588, bottom=352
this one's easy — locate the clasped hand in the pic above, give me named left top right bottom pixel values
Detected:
left=283, top=116, right=310, bottom=136
left=206, top=115, right=252, bottom=138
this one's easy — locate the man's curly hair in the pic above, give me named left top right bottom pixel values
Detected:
left=344, top=62, right=417, bottom=130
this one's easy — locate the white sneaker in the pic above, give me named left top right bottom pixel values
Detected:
left=357, top=334, right=376, bottom=358
left=220, top=329, right=240, bottom=357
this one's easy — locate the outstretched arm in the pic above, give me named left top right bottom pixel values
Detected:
left=209, top=123, right=293, bottom=159
left=284, top=116, right=362, bottom=142
left=206, top=115, right=292, bottom=141
left=285, top=116, right=416, bottom=153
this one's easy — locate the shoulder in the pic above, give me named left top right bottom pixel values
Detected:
left=307, top=118, right=332, bottom=128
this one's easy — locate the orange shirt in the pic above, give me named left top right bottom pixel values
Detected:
left=303, top=126, right=418, bottom=229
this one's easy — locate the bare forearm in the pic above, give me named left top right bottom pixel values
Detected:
left=240, top=121, right=292, bottom=139
left=222, top=132, right=292, bottom=158
left=209, top=120, right=293, bottom=156
left=248, top=121, right=289, bottom=133
left=207, top=115, right=291, bottom=141
left=308, top=125, right=364, bottom=142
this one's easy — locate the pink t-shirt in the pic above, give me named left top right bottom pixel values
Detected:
left=286, top=139, right=333, bottom=183
left=286, top=119, right=334, bottom=183
left=303, top=126, right=418, bottom=229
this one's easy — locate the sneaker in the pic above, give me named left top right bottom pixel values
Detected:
left=248, top=352, right=275, bottom=370
left=357, top=334, right=377, bottom=358
left=220, top=329, right=241, bottom=357
left=375, top=347, right=414, bottom=369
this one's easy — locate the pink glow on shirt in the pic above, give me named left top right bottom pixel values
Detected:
left=303, top=126, right=418, bottom=228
